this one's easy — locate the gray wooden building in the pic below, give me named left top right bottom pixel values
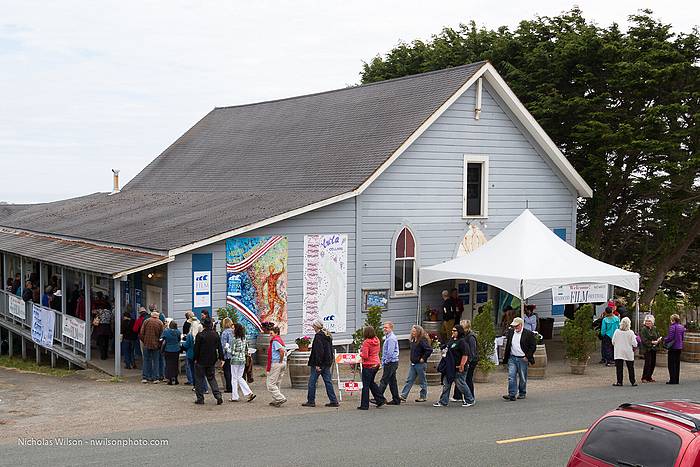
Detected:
left=0, top=61, right=591, bottom=374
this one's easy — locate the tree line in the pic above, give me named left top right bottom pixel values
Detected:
left=360, top=8, right=700, bottom=307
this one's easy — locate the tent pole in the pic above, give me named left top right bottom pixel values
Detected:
left=635, top=291, right=640, bottom=334
left=520, top=280, right=525, bottom=318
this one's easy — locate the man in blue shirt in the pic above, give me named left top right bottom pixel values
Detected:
left=375, top=321, right=401, bottom=405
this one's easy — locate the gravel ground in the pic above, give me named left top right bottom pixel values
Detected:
left=0, top=339, right=696, bottom=444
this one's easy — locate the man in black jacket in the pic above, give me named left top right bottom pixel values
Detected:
left=302, top=319, right=339, bottom=407
left=193, top=318, right=224, bottom=405
left=502, top=317, right=536, bottom=402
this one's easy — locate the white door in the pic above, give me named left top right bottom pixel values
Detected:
left=145, top=285, right=162, bottom=314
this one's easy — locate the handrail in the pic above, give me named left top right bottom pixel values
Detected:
left=618, top=402, right=700, bottom=432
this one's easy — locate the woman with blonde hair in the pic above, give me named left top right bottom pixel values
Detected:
left=664, top=314, right=685, bottom=384
left=220, top=318, right=234, bottom=393
left=399, top=325, right=433, bottom=402
left=611, top=317, right=637, bottom=386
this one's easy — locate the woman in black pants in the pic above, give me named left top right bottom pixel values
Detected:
left=664, top=314, right=685, bottom=384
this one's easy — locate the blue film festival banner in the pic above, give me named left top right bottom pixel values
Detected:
left=192, top=253, right=212, bottom=319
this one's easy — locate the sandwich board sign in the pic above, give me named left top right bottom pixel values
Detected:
left=334, top=351, right=362, bottom=401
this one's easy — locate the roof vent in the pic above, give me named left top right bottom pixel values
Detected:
left=110, top=169, right=120, bottom=195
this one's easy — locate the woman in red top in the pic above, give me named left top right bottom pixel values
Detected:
left=358, top=326, right=384, bottom=410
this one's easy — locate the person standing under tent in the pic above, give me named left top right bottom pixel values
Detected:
left=161, top=320, right=182, bottom=385
left=139, top=311, right=164, bottom=383
left=523, top=305, right=538, bottom=332
left=441, top=290, right=456, bottom=342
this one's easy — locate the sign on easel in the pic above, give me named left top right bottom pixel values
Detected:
left=334, top=351, right=362, bottom=401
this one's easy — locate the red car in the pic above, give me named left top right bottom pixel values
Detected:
left=568, top=400, right=700, bottom=467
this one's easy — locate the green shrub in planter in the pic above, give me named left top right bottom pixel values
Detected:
left=562, top=305, right=597, bottom=363
left=473, top=301, right=496, bottom=374
left=352, top=306, right=384, bottom=353
left=652, top=292, right=677, bottom=338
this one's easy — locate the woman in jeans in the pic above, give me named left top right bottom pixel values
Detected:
left=665, top=314, right=685, bottom=384
left=161, top=320, right=182, bottom=385
left=229, top=323, right=255, bottom=402
left=358, top=326, right=383, bottom=410
left=220, top=318, right=234, bottom=393
left=640, top=314, right=661, bottom=382
left=400, top=325, right=432, bottom=403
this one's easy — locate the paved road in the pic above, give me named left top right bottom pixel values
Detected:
left=5, top=380, right=700, bottom=466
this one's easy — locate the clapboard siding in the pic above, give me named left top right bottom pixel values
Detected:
left=358, top=82, right=578, bottom=331
left=168, top=198, right=358, bottom=341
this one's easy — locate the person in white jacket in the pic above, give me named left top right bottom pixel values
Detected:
left=611, top=317, right=637, bottom=387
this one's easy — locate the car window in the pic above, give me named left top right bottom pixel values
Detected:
left=582, top=416, right=682, bottom=467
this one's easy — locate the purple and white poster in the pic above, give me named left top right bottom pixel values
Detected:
left=303, top=234, right=347, bottom=334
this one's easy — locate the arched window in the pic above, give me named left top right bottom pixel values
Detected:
left=393, top=227, right=416, bottom=295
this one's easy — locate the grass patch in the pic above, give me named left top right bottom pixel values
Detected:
left=109, top=376, right=123, bottom=383
left=0, top=355, right=76, bottom=377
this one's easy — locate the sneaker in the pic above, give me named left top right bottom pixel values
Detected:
left=502, top=395, right=516, bottom=401
left=375, top=399, right=386, bottom=408
left=433, top=402, right=447, bottom=407
left=449, top=397, right=460, bottom=402
left=462, top=401, right=475, bottom=407
left=141, top=379, right=148, bottom=384
left=302, top=402, right=316, bottom=407
left=357, top=406, right=368, bottom=410
left=194, top=400, right=204, bottom=405
left=151, top=380, right=159, bottom=384
left=278, top=398, right=287, bottom=406
left=247, top=394, right=257, bottom=402
left=399, top=395, right=407, bottom=402
left=216, top=397, right=224, bottom=405
left=517, top=394, right=526, bottom=399
left=415, top=398, right=427, bottom=402
left=325, top=402, right=339, bottom=407
left=387, top=400, right=401, bottom=406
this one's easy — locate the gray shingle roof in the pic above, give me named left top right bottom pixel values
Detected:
left=0, top=62, right=486, bottom=253
left=0, top=228, right=167, bottom=276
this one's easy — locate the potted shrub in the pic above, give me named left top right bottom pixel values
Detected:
left=422, top=305, right=441, bottom=335
left=562, top=305, right=597, bottom=374
left=352, top=306, right=384, bottom=353
left=529, top=331, right=548, bottom=379
left=652, top=292, right=676, bottom=367
left=472, top=301, right=496, bottom=383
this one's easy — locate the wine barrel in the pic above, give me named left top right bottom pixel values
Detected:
left=288, top=350, right=312, bottom=389
left=422, top=320, right=442, bottom=336
left=529, top=344, right=547, bottom=379
left=425, top=351, right=442, bottom=386
left=681, top=332, right=700, bottom=363
left=656, top=350, right=668, bottom=367
left=255, top=333, right=271, bottom=365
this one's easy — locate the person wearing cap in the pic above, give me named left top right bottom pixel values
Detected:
left=502, top=316, right=536, bottom=401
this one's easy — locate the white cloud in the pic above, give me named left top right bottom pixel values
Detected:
left=0, top=0, right=697, bottom=203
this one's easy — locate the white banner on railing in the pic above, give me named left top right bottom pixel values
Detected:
left=31, top=304, right=55, bottom=349
left=62, top=315, right=86, bottom=345
left=8, top=295, right=26, bottom=319
left=552, top=283, right=608, bottom=305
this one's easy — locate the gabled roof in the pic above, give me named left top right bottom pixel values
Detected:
left=0, top=61, right=592, bottom=274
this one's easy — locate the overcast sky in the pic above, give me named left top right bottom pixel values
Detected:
left=1, top=0, right=697, bottom=204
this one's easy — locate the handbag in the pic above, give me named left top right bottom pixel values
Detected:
left=664, top=340, right=674, bottom=351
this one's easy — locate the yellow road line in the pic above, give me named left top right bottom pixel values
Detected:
left=496, top=429, right=588, bottom=445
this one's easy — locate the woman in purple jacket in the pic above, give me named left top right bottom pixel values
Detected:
left=664, top=314, right=685, bottom=385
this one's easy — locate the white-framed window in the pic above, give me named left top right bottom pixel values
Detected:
left=463, top=155, right=489, bottom=218
left=392, top=226, right=416, bottom=296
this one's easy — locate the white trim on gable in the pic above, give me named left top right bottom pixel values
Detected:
left=161, top=62, right=591, bottom=260
left=480, top=63, right=593, bottom=198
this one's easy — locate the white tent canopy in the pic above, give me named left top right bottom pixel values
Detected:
left=420, top=210, right=639, bottom=299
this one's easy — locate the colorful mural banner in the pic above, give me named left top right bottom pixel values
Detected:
left=226, top=236, right=288, bottom=337
left=303, top=234, right=347, bottom=334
